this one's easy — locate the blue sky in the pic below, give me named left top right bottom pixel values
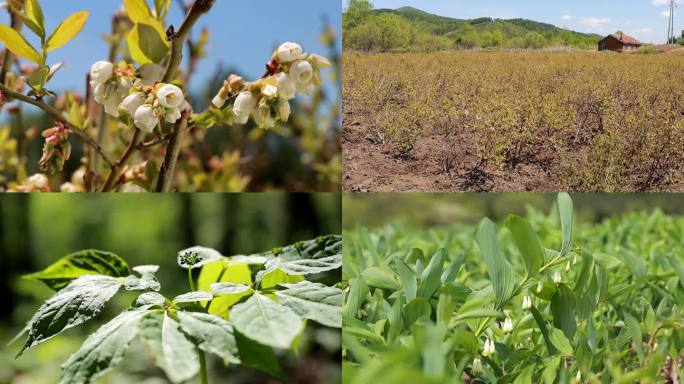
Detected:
left=1, top=0, right=341, bottom=94
left=352, top=0, right=682, bottom=43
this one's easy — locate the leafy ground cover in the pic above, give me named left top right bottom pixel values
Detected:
left=342, top=194, right=684, bottom=383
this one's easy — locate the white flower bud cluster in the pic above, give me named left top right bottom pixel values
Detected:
left=472, top=357, right=483, bottom=374
left=211, top=42, right=331, bottom=129
left=553, top=271, right=562, bottom=283
left=502, top=317, right=513, bottom=333
left=482, top=338, right=495, bottom=356
left=522, top=295, right=532, bottom=309
left=90, top=61, right=191, bottom=132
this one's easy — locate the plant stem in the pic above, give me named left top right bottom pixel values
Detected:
left=0, top=82, right=115, bottom=167
left=156, top=113, right=187, bottom=191
left=198, top=350, right=208, bottom=384
left=187, top=268, right=196, bottom=291
left=101, top=128, right=142, bottom=191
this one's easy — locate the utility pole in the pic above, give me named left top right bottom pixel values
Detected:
left=667, top=0, right=677, bottom=44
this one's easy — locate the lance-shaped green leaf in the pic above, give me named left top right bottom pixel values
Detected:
left=19, top=275, right=122, bottom=356
left=23, top=250, right=130, bottom=290
left=416, top=249, right=446, bottom=299
left=549, top=327, right=574, bottom=356
left=0, top=24, right=41, bottom=63
left=177, top=246, right=222, bottom=269
left=505, top=214, right=544, bottom=276
left=395, top=259, right=417, bottom=301
left=59, top=307, right=149, bottom=384
left=275, top=281, right=342, bottom=328
left=361, top=267, right=400, bottom=290
left=550, top=283, right=577, bottom=340
left=558, top=193, right=573, bottom=256
left=262, top=235, right=342, bottom=275
left=46, top=11, right=89, bottom=51
left=342, top=277, right=368, bottom=319
left=475, top=218, right=516, bottom=309
left=624, top=314, right=644, bottom=363
left=162, top=313, right=199, bottom=383
left=172, top=291, right=213, bottom=304
left=177, top=311, right=240, bottom=364
left=25, top=0, right=45, bottom=37
left=530, top=306, right=557, bottom=354
left=231, top=293, right=304, bottom=349
left=234, top=330, right=292, bottom=383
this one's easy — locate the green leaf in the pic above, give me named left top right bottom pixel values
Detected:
left=542, top=355, right=561, bottom=384
left=23, top=249, right=130, bottom=290
left=402, top=298, right=431, bottom=329
left=416, top=249, right=446, bottom=299
left=200, top=264, right=253, bottom=318
left=172, top=291, right=213, bottom=304
left=550, top=283, right=577, bottom=340
left=124, top=0, right=151, bottom=23
left=530, top=306, right=558, bottom=354
left=135, top=292, right=166, bottom=306
left=262, top=235, right=342, bottom=276
left=361, top=267, right=400, bottom=290
left=234, top=330, right=292, bottom=383
left=342, top=277, right=368, bottom=319
left=211, top=282, right=251, bottom=295
left=177, top=311, right=240, bottom=364
left=154, top=0, right=172, bottom=19
left=0, top=24, right=42, bottom=63
left=624, top=314, right=644, bottom=363
left=549, top=327, right=573, bottom=356
left=395, top=259, right=417, bottom=301
left=441, top=254, right=463, bottom=284
left=19, top=275, right=122, bottom=356
left=124, top=265, right=161, bottom=292
left=505, top=214, right=544, bottom=276
left=669, top=256, right=684, bottom=291
left=138, top=312, right=167, bottom=372
left=26, top=65, right=49, bottom=91
left=258, top=267, right=305, bottom=289
left=231, top=293, right=303, bottom=349
left=162, top=312, right=199, bottom=383
left=177, top=246, right=222, bottom=269
left=25, top=0, right=45, bottom=37
left=59, top=307, right=149, bottom=384
left=557, top=193, right=573, bottom=256
left=452, top=308, right=501, bottom=322
left=46, top=11, right=89, bottom=51
left=127, top=22, right=170, bottom=65
left=475, top=218, right=516, bottom=309
left=275, top=281, right=342, bottom=328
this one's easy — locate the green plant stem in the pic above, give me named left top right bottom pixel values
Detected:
left=198, top=350, right=208, bottom=384
left=0, top=82, right=114, bottom=167
left=188, top=268, right=196, bottom=291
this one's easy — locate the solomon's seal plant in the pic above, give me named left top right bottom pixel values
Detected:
left=343, top=194, right=684, bottom=383
left=13, top=235, right=342, bottom=384
left=0, top=0, right=333, bottom=192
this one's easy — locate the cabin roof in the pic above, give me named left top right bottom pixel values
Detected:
left=600, top=33, right=641, bottom=46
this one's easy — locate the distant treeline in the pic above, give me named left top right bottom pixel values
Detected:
left=343, top=0, right=603, bottom=52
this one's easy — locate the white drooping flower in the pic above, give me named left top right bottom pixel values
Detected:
left=472, top=358, right=482, bottom=374
left=537, top=280, right=543, bottom=293
left=119, top=92, right=146, bottom=116
left=276, top=72, right=296, bottom=100
left=165, top=108, right=181, bottom=124
left=93, top=83, right=107, bottom=103
left=309, top=53, right=332, bottom=68
left=178, top=99, right=192, bottom=113
left=134, top=104, right=158, bottom=132
left=254, top=104, right=274, bottom=129
left=522, top=295, right=532, bottom=310
left=233, top=91, right=257, bottom=124
left=553, top=271, right=562, bottom=283
left=482, top=338, right=495, bottom=357
left=502, top=317, right=513, bottom=333
left=71, top=166, right=86, bottom=185
left=28, top=173, right=48, bottom=189
left=575, top=371, right=581, bottom=383
left=103, top=96, right=121, bottom=118
left=60, top=182, right=78, bottom=192
left=156, top=84, right=184, bottom=108
left=274, top=98, right=291, bottom=121
left=90, top=61, right=114, bottom=86
left=277, top=42, right=303, bottom=63
left=212, top=94, right=227, bottom=108
left=566, top=261, right=571, bottom=271
left=140, top=63, right=165, bottom=86
left=290, top=60, right=314, bottom=84
left=262, top=84, right=278, bottom=98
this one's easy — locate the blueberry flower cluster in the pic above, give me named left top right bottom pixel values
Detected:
left=90, top=62, right=191, bottom=132
left=211, top=42, right=331, bottom=129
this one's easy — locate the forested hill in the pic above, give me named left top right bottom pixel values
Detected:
left=344, top=3, right=604, bottom=52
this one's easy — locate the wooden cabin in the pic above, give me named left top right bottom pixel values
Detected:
left=598, top=33, right=642, bottom=52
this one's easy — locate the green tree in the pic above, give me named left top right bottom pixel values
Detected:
left=343, top=0, right=374, bottom=30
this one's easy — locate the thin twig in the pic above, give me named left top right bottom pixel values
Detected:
left=0, top=82, right=115, bottom=167
left=155, top=113, right=188, bottom=191
left=138, top=133, right=171, bottom=149
left=101, top=128, right=142, bottom=191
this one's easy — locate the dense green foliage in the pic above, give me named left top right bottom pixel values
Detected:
left=343, top=1, right=600, bottom=52
left=342, top=194, right=684, bottom=383
left=14, top=236, right=342, bottom=384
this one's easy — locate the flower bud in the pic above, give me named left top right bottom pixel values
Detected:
left=277, top=42, right=303, bottom=63
left=566, top=261, right=571, bottom=271
left=274, top=99, right=291, bottom=121
left=93, top=83, right=107, bottom=103
left=575, top=371, right=581, bottom=383
left=156, top=84, right=184, bottom=108
left=482, top=338, right=495, bottom=357
left=233, top=91, right=257, bottom=121
left=502, top=317, right=513, bottom=333
left=309, top=53, right=332, bottom=68
left=472, top=358, right=482, bottom=374
left=140, top=63, right=165, bottom=86
left=537, top=281, right=543, bottom=293
left=228, top=74, right=244, bottom=92
left=290, top=60, right=314, bottom=84
left=254, top=104, right=274, bottom=129
left=28, top=173, right=48, bottom=189
left=262, top=84, right=278, bottom=98
left=134, top=104, right=158, bottom=132
left=212, top=93, right=227, bottom=108
left=553, top=271, right=562, bottom=283
left=90, top=61, right=114, bottom=86
left=119, top=92, right=146, bottom=116
left=117, top=77, right=133, bottom=99
left=522, top=295, right=532, bottom=309
left=276, top=73, right=296, bottom=100
left=165, top=108, right=181, bottom=124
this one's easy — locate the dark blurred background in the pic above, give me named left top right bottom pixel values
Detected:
left=343, top=193, right=684, bottom=228
left=0, top=193, right=341, bottom=384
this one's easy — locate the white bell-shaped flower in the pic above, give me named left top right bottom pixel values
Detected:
left=134, top=104, right=159, bottom=132
left=277, top=42, right=303, bottom=63
left=90, top=61, right=114, bottom=86
left=156, top=84, right=184, bottom=108
left=290, top=60, right=314, bottom=84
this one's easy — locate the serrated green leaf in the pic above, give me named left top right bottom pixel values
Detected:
left=135, top=292, right=165, bottom=306
left=263, top=235, right=342, bottom=275
left=275, top=281, right=342, bottom=328
left=19, top=275, right=122, bottom=356
left=258, top=267, right=305, bottom=289
left=210, top=282, right=251, bottom=295
left=46, top=11, right=89, bottom=51
left=505, top=214, right=544, bottom=276
left=177, top=311, right=240, bottom=364
left=549, top=327, right=573, bottom=355
left=417, top=249, right=445, bottom=299
left=172, top=291, right=213, bottom=303
left=23, top=249, right=130, bottom=290
left=162, top=312, right=199, bottom=383
left=476, top=218, right=516, bottom=309
left=59, top=307, right=148, bottom=384
left=231, top=293, right=303, bottom=349
left=0, top=24, right=41, bottom=63
left=557, top=193, right=573, bottom=256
